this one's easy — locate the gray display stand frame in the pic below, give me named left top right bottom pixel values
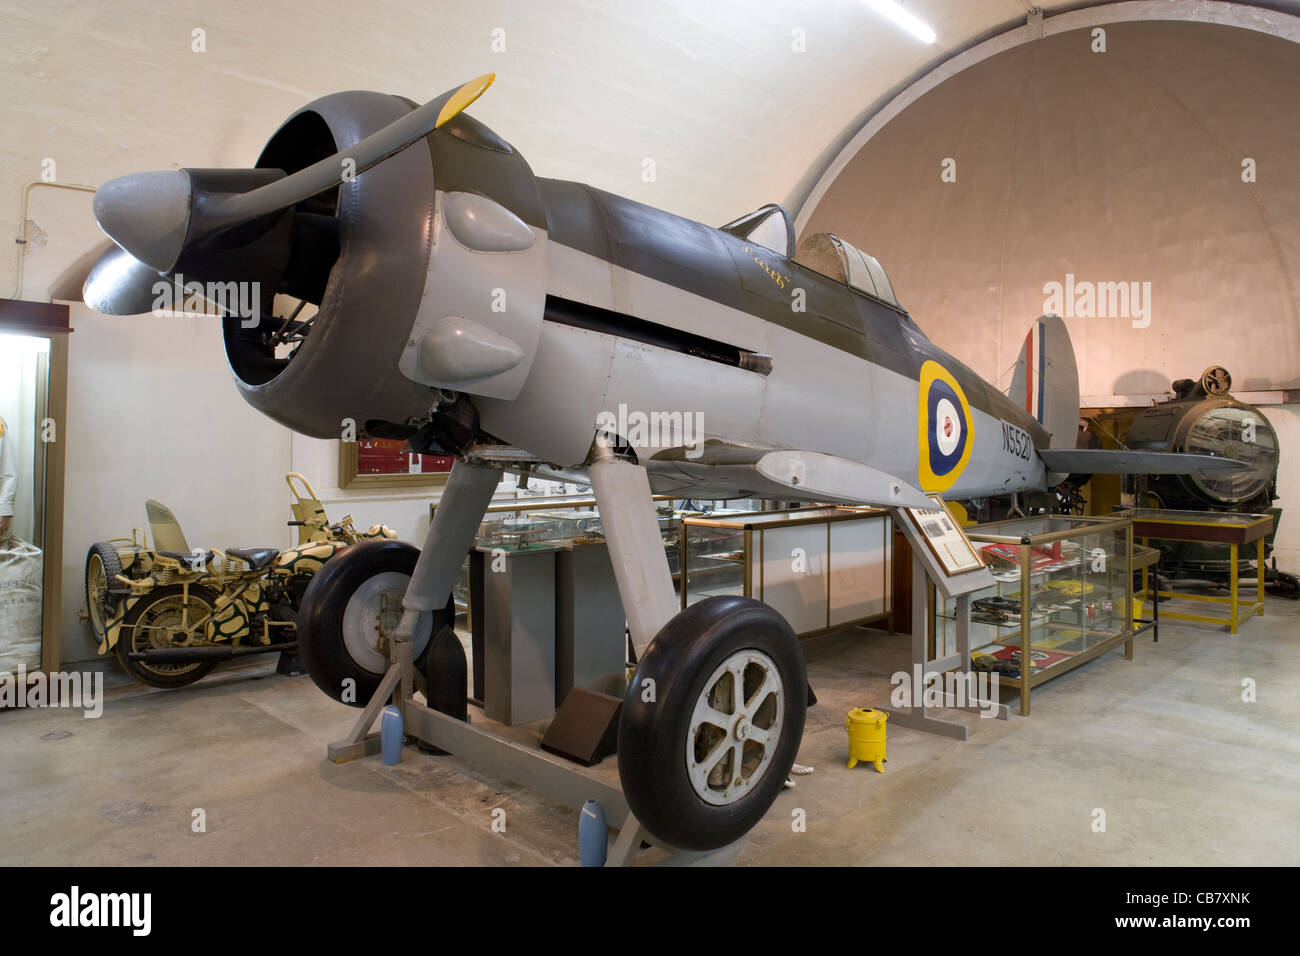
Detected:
left=886, top=505, right=1010, bottom=738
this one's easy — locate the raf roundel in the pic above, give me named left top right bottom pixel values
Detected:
left=918, top=360, right=973, bottom=491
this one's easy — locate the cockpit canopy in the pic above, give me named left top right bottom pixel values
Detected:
left=719, top=203, right=796, bottom=258
left=720, top=204, right=902, bottom=310
left=793, top=232, right=900, bottom=309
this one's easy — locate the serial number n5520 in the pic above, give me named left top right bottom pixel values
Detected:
left=1001, top=421, right=1032, bottom=461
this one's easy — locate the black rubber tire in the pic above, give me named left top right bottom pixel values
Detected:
left=617, top=595, right=807, bottom=852
left=85, top=541, right=124, bottom=642
left=297, top=538, right=452, bottom=706
left=115, top=584, right=220, bottom=688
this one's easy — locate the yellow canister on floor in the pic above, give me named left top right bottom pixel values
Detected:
left=844, top=707, right=888, bottom=772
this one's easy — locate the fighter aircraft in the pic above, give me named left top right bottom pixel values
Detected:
left=79, top=74, right=1245, bottom=852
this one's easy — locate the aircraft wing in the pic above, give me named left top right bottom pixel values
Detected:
left=1038, top=448, right=1250, bottom=475
left=643, top=446, right=935, bottom=509
left=753, top=451, right=935, bottom=508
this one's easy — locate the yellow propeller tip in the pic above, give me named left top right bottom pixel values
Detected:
left=435, top=73, right=496, bottom=129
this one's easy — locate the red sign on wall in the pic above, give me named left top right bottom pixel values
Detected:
left=356, top=437, right=454, bottom=476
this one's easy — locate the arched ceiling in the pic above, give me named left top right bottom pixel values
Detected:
left=800, top=10, right=1300, bottom=396
left=0, top=0, right=1115, bottom=298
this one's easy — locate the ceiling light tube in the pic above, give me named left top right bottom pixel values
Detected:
left=863, top=0, right=937, bottom=45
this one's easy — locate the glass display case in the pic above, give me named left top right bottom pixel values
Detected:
left=937, top=514, right=1151, bottom=715
left=436, top=494, right=689, bottom=609
left=681, top=506, right=893, bottom=638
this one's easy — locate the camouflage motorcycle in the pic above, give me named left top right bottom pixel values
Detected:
left=83, top=473, right=396, bottom=688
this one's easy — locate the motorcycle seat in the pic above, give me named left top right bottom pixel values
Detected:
left=226, top=547, right=281, bottom=571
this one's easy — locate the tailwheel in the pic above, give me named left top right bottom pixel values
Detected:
left=617, top=595, right=807, bottom=852
left=296, top=538, right=452, bottom=705
left=115, top=584, right=220, bottom=688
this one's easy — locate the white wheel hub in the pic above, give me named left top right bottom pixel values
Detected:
left=686, top=648, right=785, bottom=806
left=341, top=571, right=433, bottom=673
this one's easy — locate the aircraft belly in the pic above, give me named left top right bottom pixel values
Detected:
left=862, top=362, right=923, bottom=485
left=592, top=261, right=768, bottom=457
left=756, top=323, right=866, bottom=462
left=948, top=405, right=1046, bottom=498
left=476, top=322, right=616, bottom=466
left=601, top=338, right=763, bottom=461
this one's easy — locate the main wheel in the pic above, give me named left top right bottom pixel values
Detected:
left=618, top=595, right=807, bottom=852
left=85, top=542, right=124, bottom=642
left=296, top=538, right=452, bottom=705
left=115, top=584, right=220, bottom=688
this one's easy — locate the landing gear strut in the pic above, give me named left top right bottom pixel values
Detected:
left=301, top=454, right=806, bottom=859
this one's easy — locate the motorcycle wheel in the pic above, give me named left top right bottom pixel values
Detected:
left=85, top=541, right=123, bottom=643
left=115, top=584, right=221, bottom=688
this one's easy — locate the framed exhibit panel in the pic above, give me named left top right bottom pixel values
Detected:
left=338, top=435, right=454, bottom=490
left=899, top=494, right=985, bottom=575
left=0, top=300, right=71, bottom=675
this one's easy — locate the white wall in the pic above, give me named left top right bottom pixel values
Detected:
left=60, top=306, right=291, bottom=663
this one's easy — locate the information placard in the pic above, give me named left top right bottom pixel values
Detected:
left=900, top=494, right=986, bottom=576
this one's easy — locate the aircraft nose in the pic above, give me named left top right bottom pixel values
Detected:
left=93, top=169, right=192, bottom=273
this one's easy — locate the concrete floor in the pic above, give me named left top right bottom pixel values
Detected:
left=2, top=597, right=1297, bottom=866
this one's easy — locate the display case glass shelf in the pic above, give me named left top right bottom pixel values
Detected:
left=937, top=513, right=1151, bottom=714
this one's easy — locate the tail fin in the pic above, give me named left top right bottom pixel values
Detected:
left=1009, top=314, right=1079, bottom=452
left=1013, top=316, right=1253, bottom=482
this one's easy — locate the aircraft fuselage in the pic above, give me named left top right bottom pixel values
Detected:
left=468, top=179, right=1052, bottom=502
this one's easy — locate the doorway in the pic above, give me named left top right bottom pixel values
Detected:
left=0, top=322, right=69, bottom=675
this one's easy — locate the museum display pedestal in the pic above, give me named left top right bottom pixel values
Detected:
left=1117, top=508, right=1273, bottom=634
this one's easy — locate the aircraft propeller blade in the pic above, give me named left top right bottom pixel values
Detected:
left=92, top=73, right=496, bottom=272
left=82, top=243, right=216, bottom=316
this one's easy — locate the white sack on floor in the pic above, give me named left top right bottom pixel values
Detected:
left=0, top=539, right=43, bottom=672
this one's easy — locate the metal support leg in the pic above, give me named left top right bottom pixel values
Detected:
left=1257, top=537, right=1265, bottom=618
left=884, top=553, right=978, bottom=738
left=327, top=662, right=402, bottom=762
left=390, top=460, right=502, bottom=698
left=327, top=459, right=501, bottom=760
left=1153, top=554, right=1159, bottom=642
left=1230, top=542, right=1239, bottom=634
left=588, top=453, right=679, bottom=657
left=606, top=813, right=648, bottom=867
left=402, top=460, right=503, bottom=612
left=955, top=593, right=970, bottom=667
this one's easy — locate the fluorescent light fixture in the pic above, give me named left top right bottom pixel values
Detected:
left=863, top=0, right=937, bottom=45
